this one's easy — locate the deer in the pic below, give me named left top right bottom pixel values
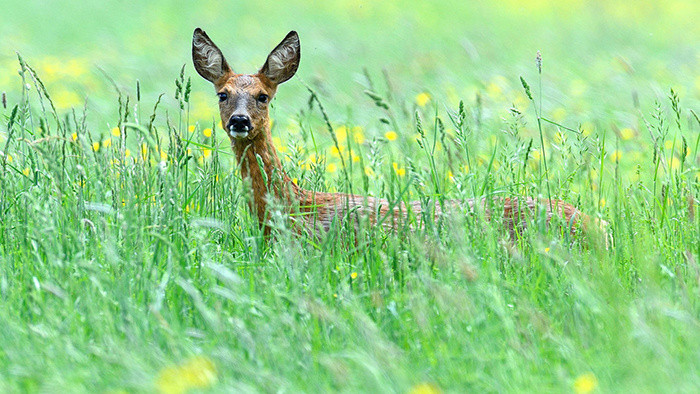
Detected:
left=192, top=28, right=610, bottom=246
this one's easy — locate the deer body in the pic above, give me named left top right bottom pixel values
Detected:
left=192, top=29, right=603, bottom=241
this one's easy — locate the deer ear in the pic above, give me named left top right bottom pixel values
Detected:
left=192, top=28, right=232, bottom=84
left=260, top=31, right=300, bottom=85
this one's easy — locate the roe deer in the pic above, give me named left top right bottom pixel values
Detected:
left=192, top=28, right=609, bottom=244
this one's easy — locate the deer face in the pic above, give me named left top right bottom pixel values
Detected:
left=192, top=29, right=300, bottom=141
left=215, top=74, right=274, bottom=140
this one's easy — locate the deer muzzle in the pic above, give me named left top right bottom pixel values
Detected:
left=227, top=114, right=252, bottom=138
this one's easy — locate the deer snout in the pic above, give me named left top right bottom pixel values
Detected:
left=227, top=115, right=252, bottom=138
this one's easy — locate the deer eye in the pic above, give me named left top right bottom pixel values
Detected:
left=257, top=94, right=269, bottom=104
left=217, top=92, right=228, bottom=102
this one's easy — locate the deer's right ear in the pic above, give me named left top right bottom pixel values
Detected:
left=192, top=28, right=232, bottom=84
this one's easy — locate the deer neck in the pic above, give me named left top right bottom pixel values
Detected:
left=231, top=128, right=301, bottom=224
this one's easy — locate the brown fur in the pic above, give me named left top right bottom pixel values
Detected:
left=192, top=29, right=609, bottom=244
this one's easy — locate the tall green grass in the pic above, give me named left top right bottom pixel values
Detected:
left=0, top=35, right=698, bottom=392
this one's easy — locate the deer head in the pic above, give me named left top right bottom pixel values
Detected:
left=192, top=28, right=300, bottom=142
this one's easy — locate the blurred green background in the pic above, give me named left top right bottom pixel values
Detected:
left=1, top=0, right=698, bottom=130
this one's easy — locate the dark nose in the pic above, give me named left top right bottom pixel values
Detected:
left=227, top=115, right=252, bottom=132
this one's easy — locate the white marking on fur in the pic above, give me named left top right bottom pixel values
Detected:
left=228, top=126, right=249, bottom=139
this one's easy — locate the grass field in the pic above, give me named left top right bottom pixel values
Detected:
left=1, top=0, right=699, bottom=392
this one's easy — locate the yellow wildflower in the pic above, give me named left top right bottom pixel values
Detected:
left=364, top=166, right=374, bottom=177
left=188, top=125, right=196, bottom=133
left=102, top=139, right=112, bottom=148
left=334, top=126, right=347, bottom=142
left=599, top=198, right=606, bottom=208
left=92, top=142, right=100, bottom=152
left=54, top=90, right=81, bottom=110
left=71, top=132, right=78, bottom=141
left=125, top=149, right=131, bottom=158
left=22, top=167, right=30, bottom=176
left=327, top=163, right=337, bottom=173
left=551, top=107, right=566, bottom=122
left=141, top=143, right=149, bottom=158
left=545, top=247, right=550, bottom=253
left=573, top=373, right=598, bottom=394
left=203, top=128, right=212, bottom=138
left=352, top=126, right=365, bottom=144
left=581, top=122, right=595, bottom=136
left=330, top=146, right=344, bottom=158
left=273, top=136, right=288, bottom=153
left=40, top=58, right=59, bottom=79
left=64, top=59, right=87, bottom=77
left=160, top=149, right=168, bottom=161
left=570, top=79, right=588, bottom=96
left=513, top=92, right=530, bottom=110
left=392, top=162, right=406, bottom=176
left=670, top=156, right=680, bottom=170
left=610, top=150, right=622, bottom=162
left=415, top=92, right=431, bottom=107
left=111, top=127, right=121, bottom=137
left=619, top=128, right=634, bottom=140
left=202, top=148, right=212, bottom=158
left=350, top=272, right=357, bottom=279
left=486, top=82, right=503, bottom=98
left=385, top=130, right=398, bottom=141
left=409, top=382, right=442, bottom=394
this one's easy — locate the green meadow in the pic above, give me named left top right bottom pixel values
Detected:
left=1, top=0, right=698, bottom=392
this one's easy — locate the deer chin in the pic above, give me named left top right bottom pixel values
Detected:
left=228, top=126, right=250, bottom=139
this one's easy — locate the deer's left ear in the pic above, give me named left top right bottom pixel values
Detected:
left=260, top=31, right=300, bottom=85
